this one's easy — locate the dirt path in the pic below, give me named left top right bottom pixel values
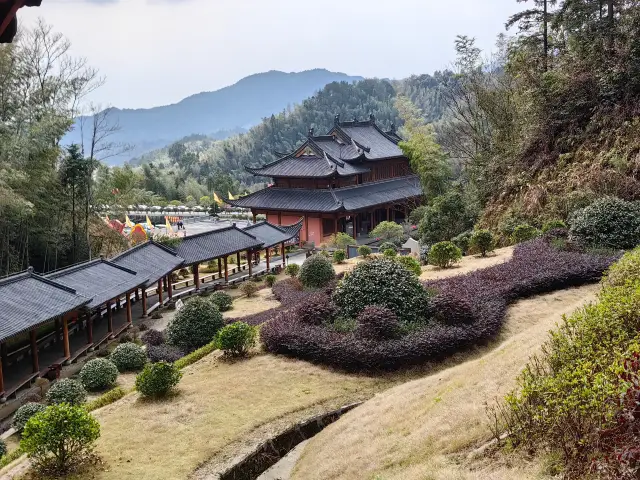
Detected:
left=290, top=284, right=599, bottom=480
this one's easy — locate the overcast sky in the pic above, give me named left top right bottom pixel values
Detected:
left=21, top=0, right=522, bottom=110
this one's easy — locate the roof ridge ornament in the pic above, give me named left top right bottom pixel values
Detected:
left=334, top=114, right=340, bottom=126
left=308, top=127, right=314, bottom=138
left=369, top=113, right=376, bottom=124
left=390, top=122, right=396, bottom=133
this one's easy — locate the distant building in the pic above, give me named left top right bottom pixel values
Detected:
left=228, top=114, right=423, bottom=246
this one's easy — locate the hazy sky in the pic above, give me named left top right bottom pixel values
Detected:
left=21, top=0, right=522, bottom=110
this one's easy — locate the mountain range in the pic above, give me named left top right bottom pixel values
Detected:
left=63, top=69, right=363, bottom=165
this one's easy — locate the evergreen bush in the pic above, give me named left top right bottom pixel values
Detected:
left=265, top=274, right=277, bottom=288
left=45, top=379, right=87, bottom=406
left=408, top=205, right=427, bottom=225
left=166, top=297, right=224, bottom=352
left=511, top=224, right=539, bottom=244
left=395, top=255, right=422, bottom=276
left=371, top=221, right=404, bottom=244
left=240, top=281, right=259, bottom=297
left=299, top=254, right=335, bottom=289
left=429, top=241, right=462, bottom=268
left=451, top=231, right=472, bottom=255
left=79, top=358, right=118, bottom=391
left=284, top=263, right=300, bottom=277
left=209, top=291, right=233, bottom=311
left=469, top=229, right=495, bottom=256
left=110, top=343, right=147, bottom=372
left=217, top=322, right=257, bottom=356
left=135, top=362, right=182, bottom=398
left=357, top=245, right=372, bottom=257
left=12, top=403, right=46, bottom=432
left=333, top=258, right=429, bottom=324
left=383, top=248, right=397, bottom=258
left=569, top=196, right=640, bottom=249
left=21, top=404, right=100, bottom=475
left=333, top=249, right=346, bottom=264
left=378, top=241, right=398, bottom=253
left=541, top=219, right=567, bottom=233
left=356, top=306, right=400, bottom=340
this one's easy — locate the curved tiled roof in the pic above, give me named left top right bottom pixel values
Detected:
left=246, top=153, right=368, bottom=178
left=0, top=270, right=90, bottom=342
left=228, top=175, right=422, bottom=213
left=176, top=224, right=264, bottom=264
left=46, top=259, right=146, bottom=309
left=112, top=240, right=185, bottom=288
left=244, top=218, right=303, bottom=247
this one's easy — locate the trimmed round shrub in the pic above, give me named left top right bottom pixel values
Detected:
left=79, top=358, right=118, bottom=391
left=135, top=362, right=182, bottom=398
left=141, top=329, right=165, bottom=347
left=209, top=291, right=233, bottom=312
left=217, top=322, right=257, bottom=357
left=603, top=246, right=640, bottom=288
left=451, top=231, right=472, bottom=255
left=542, top=219, right=567, bottom=233
left=147, top=344, right=184, bottom=363
left=110, top=343, right=147, bottom=372
left=240, top=281, right=259, bottom=297
left=395, top=255, right=422, bottom=276
left=166, top=297, right=224, bottom=352
left=12, top=402, right=46, bottom=432
left=333, top=258, right=430, bottom=324
left=21, top=404, right=100, bottom=475
left=379, top=241, right=398, bottom=253
left=511, top=224, right=540, bottom=244
left=569, top=197, right=640, bottom=249
left=265, top=275, right=277, bottom=288
left=45, top=379, right=87, bottom=406
left=333, top=249, right=346, bottom=264
left=429, top=241, right=462, bottom=268
left=284, top=263, right=300, bottom=277
left=469, top=229, right=495, bottom=257
left=383, top=248, right=397, bottom=258
left=356, top=306, right=400, bottom=340
left=295, top=293, right=336, bottom=325
left=358, top=245, right=372, bottom=257
left=299, top=254, right=335, bottom=289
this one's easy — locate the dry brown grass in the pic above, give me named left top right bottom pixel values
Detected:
left=291, top=284, right=599, bottom=480
left=222, top=287, right=280, bottom=319
left=419, top=246, right=514, bottom=281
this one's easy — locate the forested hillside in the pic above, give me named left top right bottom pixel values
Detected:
left=63, top=69, right=363, bottom=164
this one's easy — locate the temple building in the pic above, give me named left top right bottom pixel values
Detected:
left=228, top=114, right=423, bottom=246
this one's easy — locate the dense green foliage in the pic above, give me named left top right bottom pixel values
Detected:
left=85, top=387, right=127, bottom=412
left=209, top=291, right=233, bottom=312
left=370, top=221, right=404, bottom=245
left=79, top=358, right=119, bottom=391
left=378, top=242, right=398, bottom=253
left=299, top=254, right=335, bottom=289
left=542, top=220, right=567, bottom=233
left=217, top=322, right=257, bottom=357
left=45, top=379, right=87, bottom=406
left=451, top=231, right=472, bottom=255
left=357, top=245, right=372, bottom=257
left=496, top=248, right=640, bottom=477
left=569, top=197, right=640, bottom=250
left=12, top=403, right=46, bottom=432
left=333, top=250, right=346, bottom=264
left=395, top=255, right=422, bottom=276
left=166, top=297, right=224, bottom=351
left=284, top=263, right=300, bottom=278
left=330, top=232, right=357, bottom=250
left=333, top=258, right=429, bottom=324
left=418, top=190, right=476, bottom=244
left=265, top=274, right=277, bottom=287
left=240, top=281, right=259, bottom=297
left=469, top=229, right=494, bottom=256
left=110, top=343, right=147, bottom=372
left=135, top=362, right=182, bottom=398
left=429, top=241, right=462, bottom=268
left=511, top=224, right=539, bottom=244
left=21, top=404, right=100, bottom=475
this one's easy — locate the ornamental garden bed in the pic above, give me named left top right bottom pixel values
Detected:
left=261, top=239, right=619, bottom=372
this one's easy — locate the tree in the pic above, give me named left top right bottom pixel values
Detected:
left=371, top=221, right=405, bottom=245
left=506, top=1, right=558, bottom=71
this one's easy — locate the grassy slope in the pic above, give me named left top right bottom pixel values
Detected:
left=291, top=284, right=600, bottom=480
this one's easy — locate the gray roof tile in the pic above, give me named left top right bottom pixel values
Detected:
left=46, top=259, right=145, bottom=309
left=176, top=225, right=264, bottom=264
left=111, top=241, right=185, bottom=287
left=244, top=219, right=303, bottom=247
left=0, top=271, right=90, bottom=342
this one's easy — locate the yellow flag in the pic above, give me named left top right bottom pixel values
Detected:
left=125, top=214, right=134, bottom=228
left=165, top=218, right=174, bottom=235
left=213, top=192, right=224, bottom=205
left=146, top=215, right=154, bottom=229
left=228, top=191, right=235, bottom=201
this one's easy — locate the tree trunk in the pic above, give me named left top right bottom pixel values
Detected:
left=543, top=0, right=548, bottom=72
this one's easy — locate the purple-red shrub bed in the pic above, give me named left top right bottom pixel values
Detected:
left=261, top=240, right=621, bottom=371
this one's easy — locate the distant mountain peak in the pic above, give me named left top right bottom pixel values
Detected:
left=63, top=69, right=363, bottom=165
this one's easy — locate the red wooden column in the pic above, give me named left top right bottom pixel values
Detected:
left=62, top=315, right=71, bottom=359
left=224, top=257, right=229, bottom=283
left=135, top=289, right=140, bottom=301
left=386, top=206, right=391, bottom=221
left=352, top=215, right=357, bottom=240
left=217, top=258, right=222, bottom=279
left=265, top=248, right=270, bottom=271
left=193, top=263, right=200, bottom=291
left=126, top=291, right=132, bottom=324
left=252, top=212, right=257, bottom=223
left=141, top=292, right=148, bottom=317
left=304, top=215, right=309, bottom=244
left=158, top=278, right=164, bottom=305
left=167, top=275, right=173, bottom=299
left=247, top=250, right=253, bottom=277
left=281, top=242, right=286, bottom=267
left=107, top=301, right=114, bottom=333
left=236, top=252, right=241, bottom=271
left=30, top=330, right=39, bottom=373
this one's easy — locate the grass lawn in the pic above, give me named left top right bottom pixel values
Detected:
left=290, top=284, right=599, bottom=480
